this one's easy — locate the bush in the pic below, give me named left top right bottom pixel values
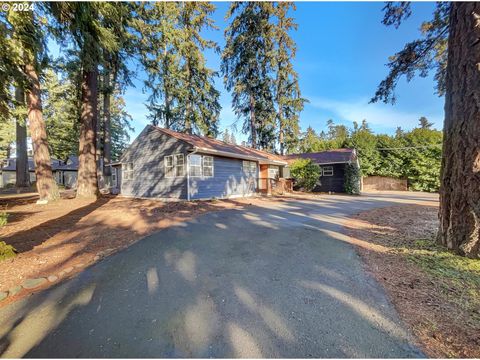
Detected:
left=290, top=159, right=321, bottom=192
left=0, top=211, right=8, bottom=227
left=344, top=163, right=361, bottom=195
left=0, top=241, right=16, bottom=261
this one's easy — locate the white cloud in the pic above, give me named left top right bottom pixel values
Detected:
left=307, top=96, right=444, bottom=131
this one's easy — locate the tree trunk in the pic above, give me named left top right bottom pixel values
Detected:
left=76, top=67, right=99, bottom=198
left=102, top=70, right=112, bottom=184
left=25, top=64, right=59, bottom=201
left=438, top=3, right=480, bottom=258
left=249, top=94, right=257, bottom=149
left=279, top=115, right=285, bottom=155
left=15, top=86, right=29, bottom=188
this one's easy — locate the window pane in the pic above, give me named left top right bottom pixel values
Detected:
left=323, top=166, right=333, bottom=176
left=190, top=155, right=201, bottom=166
left=176, top=154, right=184, bottom=165
left=190, top=165, right=202, bottom=177
left=165, top=156, right=173, bottom=167
left=176, top=165, right=185, bottom=176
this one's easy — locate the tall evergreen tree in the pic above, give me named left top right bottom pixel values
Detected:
left=372, top=2, right=479, bottom=257
left=42, top=68, right=79, bottom=160
left=14, top=86, right=29, bottom=187
left=273, top=2, right=306, bottom=155
left=6, top=8, right=59, bottom=201
left=137, top=2, right=220, bottom=136
left=222, top=2, right=276, bottom=149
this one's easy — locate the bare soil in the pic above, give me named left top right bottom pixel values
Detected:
left=345, top=204, right=480, bottom=358
left=0, top=192, right=258, bottom=306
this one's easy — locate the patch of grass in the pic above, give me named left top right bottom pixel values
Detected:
left=404, top=237, right=480, bottom=324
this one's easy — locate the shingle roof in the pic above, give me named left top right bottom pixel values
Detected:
left=153, top=126, right=287, bottom=164
left=283, top=149, right=357, bottom=164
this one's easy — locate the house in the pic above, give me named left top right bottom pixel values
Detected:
left=283, top=149, right=360, bottom=193
left=111, top=125, right=289, bottom=200
left=0, top=155, right=79, bottom=188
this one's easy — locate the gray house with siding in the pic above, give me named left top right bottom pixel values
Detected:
left=113, top=125, right=289, bottom=200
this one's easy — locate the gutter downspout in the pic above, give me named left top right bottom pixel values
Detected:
left=187, top=147, right=199, bottom=201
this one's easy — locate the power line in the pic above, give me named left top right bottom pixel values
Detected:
left=375, top=144, right=443, bottom=151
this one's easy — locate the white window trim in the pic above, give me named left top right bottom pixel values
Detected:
left=188, top=155, right=214, bottom=178
left=123, top=162, right=134, bottom=181
left=189, top=154, right=203, bottom=177
left=202, top=156, right=214, bottom=178
left=322, top=166, right=334, bottom=176
left=164, top=154, right=185, bottom=178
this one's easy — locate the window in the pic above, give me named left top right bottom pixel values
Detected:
left=112, top=167, right=117, bottom=187
left=188, top=155, right=214, bottom=177
left=243, top=161, right=257, bottom=176
left=165, top=154, right=185, bottom=178
left=175, top=154, right=185, bottom=176
left=123, top=162, right=134, bottom=181
left=268, top=166, right=280, bottom=179
left=189, top=155, right=202, bottom=177
left=322, top=166, right=334, bottom=176
left=203, top=156, right=213, bottom=177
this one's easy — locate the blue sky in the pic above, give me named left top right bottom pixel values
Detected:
left=123, top=2, right=444, bottom=141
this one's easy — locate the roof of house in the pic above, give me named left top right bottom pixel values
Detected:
left=283, top=148, right=357, bottom=164
left=153, top=126, right=287, bottom=165
left=0, top=156, right=79, bottom=171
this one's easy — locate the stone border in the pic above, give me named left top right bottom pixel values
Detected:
left=0, top=248, right=115, bottom=303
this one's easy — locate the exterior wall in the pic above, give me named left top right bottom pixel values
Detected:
left=120, top=126, right=191, bottom=199
left=313, top=163, right=346, bottom=193
left=362, top=176, right=408, bottom=191
left=189, top=155, right=257, bottom=200
left=63, top=171, right=78, bottom=188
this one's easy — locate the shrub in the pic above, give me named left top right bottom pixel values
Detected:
left=344, top=163, right=361, bottom=195
left=290, top=159, right=321, bottom=192
left=0, top=211, right=8, bottom=227
left=0, top=241, right=16, bottom=261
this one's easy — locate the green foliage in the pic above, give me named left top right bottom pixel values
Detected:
left=296, top=118, right=443, bottom=192
left=0, top=210, right=8, bottom=227
left=110, top=93, right=133, bottom=161
left=222, top=2, right=276, bottom=149
left=136, top=2, right=220, bottom=136
left=42, top=69, right=79, bottom=160
left=0, top=241, right=16, bottom=261
left=344, top=163, right=361, bottom=195
left=0, top=211, right=15, bottom=261
left=290, top=158, right=321, bottom=192
left=371, top=3, right=449, bottom=104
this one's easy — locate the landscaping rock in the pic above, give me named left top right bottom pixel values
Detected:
left=58, top=271, right=66, bottom=277
left=36, top=199, right=48, bottom=205
left=22, top=278, right=47, bottom=289
left=8, top=285, right=22, bottom=297
left=94, top=255, right=100, bottom=261
left=47, top=275, right=58, bottom=282
left=0, top=292, right=7, bottom=301
left=64, top=266, right=74, bottom=273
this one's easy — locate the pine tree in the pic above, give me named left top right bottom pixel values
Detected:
left=137, top=2, right=220, bottom=136
left=42, top=69, right=79, bottom=160
left=222, top=2, right=276, bottom=149
left=6, top=8, right=59, bottom=201
left=222, top=128, right=231, bottom=143
left=273, top=2, right=306, bottom=155
left=418, top=116, right=434, bottom=129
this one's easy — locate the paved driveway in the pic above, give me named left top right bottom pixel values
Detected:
left=0, top=192, right=437, bottom=358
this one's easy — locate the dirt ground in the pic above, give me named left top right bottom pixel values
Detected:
left=345, top=203, right=480, bottom=358
left=0, top=192, right=260, bottom=306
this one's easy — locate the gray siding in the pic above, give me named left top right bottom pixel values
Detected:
left=120, top=126, right=191, bottom=199
left=190, top=155, right=257, bottom=200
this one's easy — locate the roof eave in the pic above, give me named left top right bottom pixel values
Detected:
left=192, top=147, right=287, bottom=165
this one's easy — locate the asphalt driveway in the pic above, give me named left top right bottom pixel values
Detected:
left=0, top=192, right=437, bottom=358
